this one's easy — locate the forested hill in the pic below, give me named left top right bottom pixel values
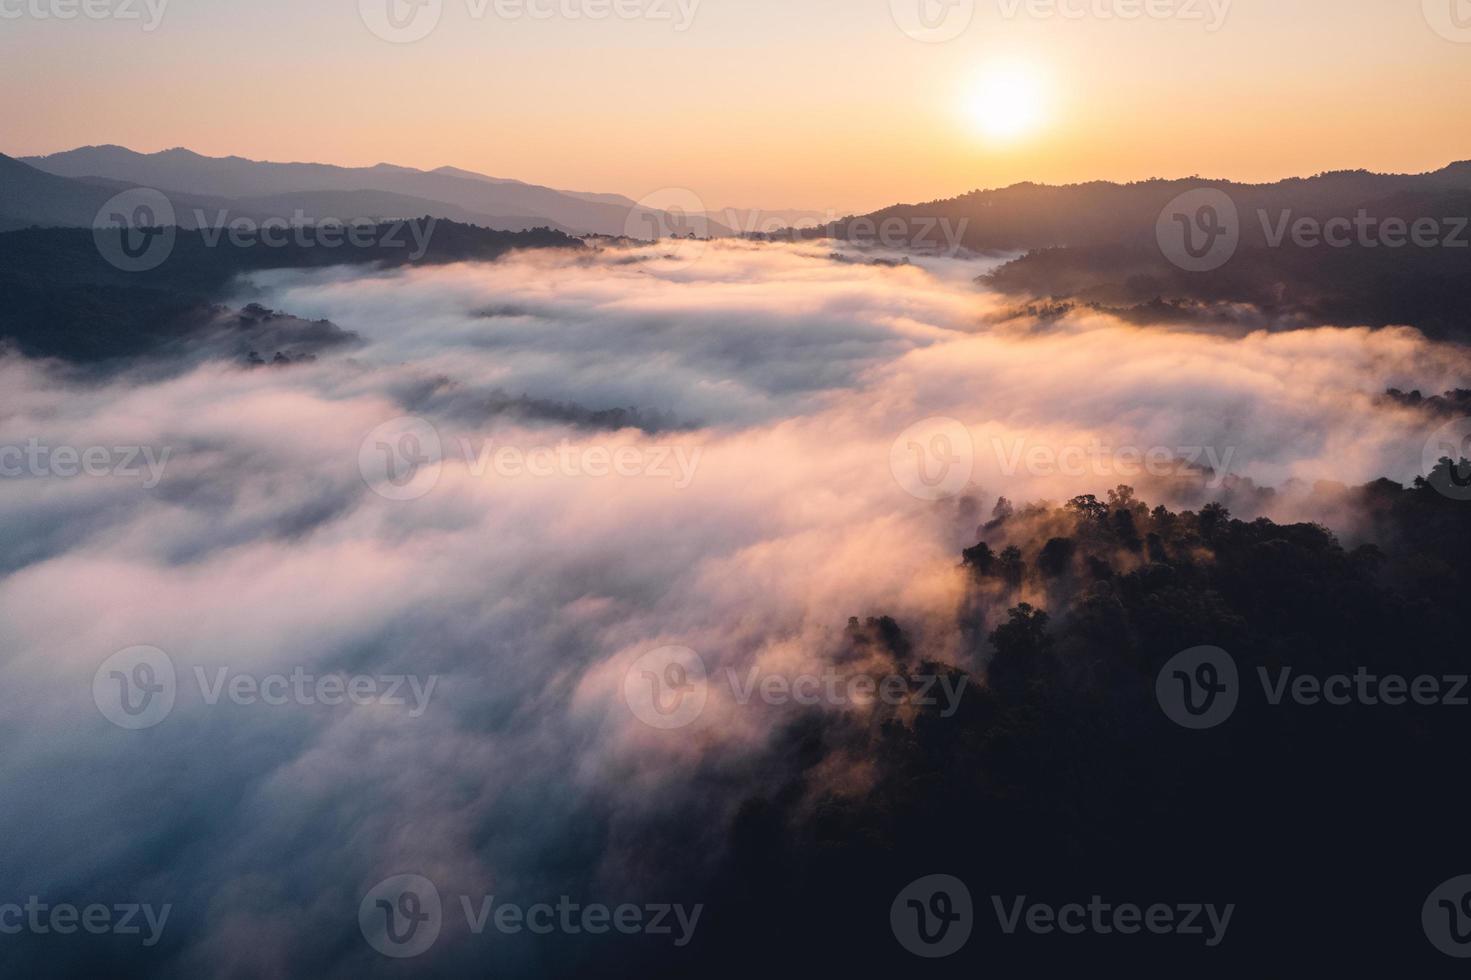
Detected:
left=817, top=163, right=1471, bottom=252
left=618, top=465, right=1471, bottom=978
left=778, top=164, right=1471, bottom=340
left=0, top=221, right=580, bottom=362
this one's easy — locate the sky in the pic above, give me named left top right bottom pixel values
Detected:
left=3, top=0, right=1470, bottom=214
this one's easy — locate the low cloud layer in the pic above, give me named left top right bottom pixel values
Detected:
left=2, top=239, right=1467, bottom=976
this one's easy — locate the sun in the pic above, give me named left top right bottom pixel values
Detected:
left=962, top=62, right=1052, bottom=144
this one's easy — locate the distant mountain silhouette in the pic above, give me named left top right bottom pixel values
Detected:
left=0, top=153, right=282, bottom=231
left=0, top=152, right=577, bottom=236
left=788, top=162, right=1471, bottom=338
left=21, top=145, right=731, bottom=236
left=0, top=153, right=120, bottom=229
left=0, top=154, right=219, bottom=230
left=430, top=165, right=639, bottom=208
left=817, top=162, right=1471, bottom=251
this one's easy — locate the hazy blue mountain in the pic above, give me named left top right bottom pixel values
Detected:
left=430, top=165, right=638, bottom=208
left=0, top=153, right=259, bottom=231
left=0, top=153, right=572, bottom=234
left=0, top=153, right=118, bottom=228
left=22, top=145, right=727, bottom=236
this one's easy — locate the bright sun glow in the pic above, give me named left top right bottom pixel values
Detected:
left=963, top=63, right=1051, bottom=144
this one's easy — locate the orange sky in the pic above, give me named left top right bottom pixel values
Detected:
left=3, top=0, right=1469, bottom=212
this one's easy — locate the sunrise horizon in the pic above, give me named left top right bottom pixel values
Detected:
left=6, top=1, right=1471, bottom=213
left=12, top=138, right=1471, bottom=217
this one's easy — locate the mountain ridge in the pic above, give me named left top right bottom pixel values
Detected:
left=19, top=145, right=729, bottom=236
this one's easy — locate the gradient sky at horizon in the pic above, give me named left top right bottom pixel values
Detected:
left=3, top=0, right=1469, bottom=212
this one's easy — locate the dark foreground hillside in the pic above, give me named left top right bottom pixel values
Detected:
left=608, top=463, right=1471, bottom=977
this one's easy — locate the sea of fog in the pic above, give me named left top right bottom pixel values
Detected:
left=1, top=238, right=1467, bottom=975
